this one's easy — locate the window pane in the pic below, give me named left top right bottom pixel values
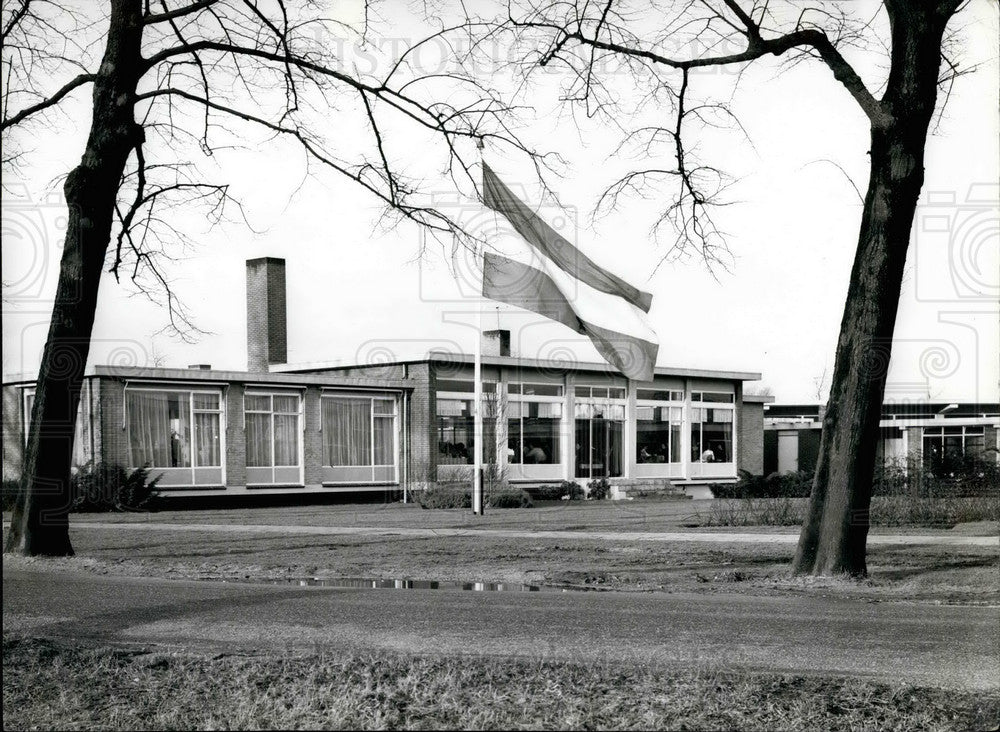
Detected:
left=575, top=386, right=591, bottom=397
left=245, top=395, right=270, bottom=412
left=193, top=393, right=220, bottom=410
left=374, top=416, right=394, bottom=465
left=274, top=413, right=299, bottom=466
left=194, top=412, right=221, bottom=466
left=507, top=418, right=522, bottom=463
left=507, top=383, right=521, bottom=395
left=323, top=398, right=371, bottom=466
left=273, top=395, right=298, bottom=413
left=638, top=389, right=673, bottom=401
left=522, top=416, right=560, bottom=464
left=246, top=412, right=271, bottom=467
left=520, top=383, right=562, bottom=397
left=373, top=398, right=395, bottom=416
left=128, top=391, right=190, bottom=468
left=608, top=387, right=626, bottom=400
left=438, top=379, right=473, bottom=393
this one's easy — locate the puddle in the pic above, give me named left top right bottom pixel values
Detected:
left=283, top=577, right=545, bottom=592
left=238, top=577, right=607, bottom=593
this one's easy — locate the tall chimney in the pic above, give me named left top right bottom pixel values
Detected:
left=246, top=257, right=287, bottom=372
left=482, top=329, right=511, bottom=357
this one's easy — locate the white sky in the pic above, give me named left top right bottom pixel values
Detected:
left=2, top=0, right=998, bottom=403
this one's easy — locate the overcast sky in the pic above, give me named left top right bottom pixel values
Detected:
left=2, top=0, right=998, bottom=403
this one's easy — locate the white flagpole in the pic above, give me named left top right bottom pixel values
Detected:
left=473, top=138, right=486, bottom=516
left=473, top=301, right=484, bottom=515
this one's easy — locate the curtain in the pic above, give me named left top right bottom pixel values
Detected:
left=127, top=391, right=178, bottom=467
left=274, top=413, right=298, bottom=466
left=194, top=412, right=220, bottom=466
left=373, top=416, right=393, bottom=465
left=324, top=398, right=371, bottom=466
left=246, top=412, right=271, bottom=467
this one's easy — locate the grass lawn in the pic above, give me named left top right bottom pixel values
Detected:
left=4, top=501, right=997, bottom=603
left=4, top=636, right=997, bottom=731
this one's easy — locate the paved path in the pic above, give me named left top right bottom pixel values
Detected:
left=60, top=520, right=1000, bottom=546
left=4, top=567, right=997, bottom=690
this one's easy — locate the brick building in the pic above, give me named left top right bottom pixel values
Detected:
left=763, top=402, right=1000, bottom=476
left=3, top=258, right=770, bottom=500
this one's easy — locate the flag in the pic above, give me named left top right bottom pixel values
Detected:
left=480, top=163, right=659, bottom=381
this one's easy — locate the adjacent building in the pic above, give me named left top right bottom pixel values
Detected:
left=3, top=258, right=770, bottom=500
left=763, top=402, right=1000, bottom=476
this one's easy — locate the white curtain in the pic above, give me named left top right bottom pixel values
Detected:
left=324, top=398, right=371, bottom=466
left=194, top=412, right=220, bottom=467
left=127, top=391, right=182, bottom=467
left=274, top=413, right=298, bottom=466
left=246, top=412, right=271, bottom=467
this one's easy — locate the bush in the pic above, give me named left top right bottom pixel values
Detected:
left=70, top=463, right=162, bottom=512
left=587, top=478, right=610, bottom=500
left=525, top=483, right=566, bottom=501
left=561, top=480, right=584, bottom=501
left=416, top=486, right=471, bottom=509
left=710, top=470, right=812, bottom=499
left=488, top=489, right=533, bottom=509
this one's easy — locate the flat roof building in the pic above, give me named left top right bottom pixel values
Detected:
left=3, top=258, right=772, bottom=501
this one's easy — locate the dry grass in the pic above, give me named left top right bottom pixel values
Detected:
left=4, top=636, right=997, bottom=731
left=704, top=496, right=999, bottom=528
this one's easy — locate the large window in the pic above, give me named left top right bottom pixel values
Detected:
left=636, top=389, right=684, bottom=464
left=923, top=426, right=986, bottom=476
left=507, top=382, right=562, bottom=465
left=575, top=385, right=625, bottom=479
left=126, top=388, right=223, bottom=486
left=245, top=392, right=301, bottom=485
left=321, top=393, right=398, bottom=483
left=690, top=406, right=734, bottom=463
left=436, top=381, right=498, bottom=466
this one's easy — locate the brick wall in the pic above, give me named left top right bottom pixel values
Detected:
left=303, top=386, right=324, bottom=485
left=738, top=401, right=764, bottom=475
left=246, top=258, right=287, bottom=372
left=225, top=385, right=246, bottom=487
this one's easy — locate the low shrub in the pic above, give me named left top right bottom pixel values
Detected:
left=525, top=483, right=566, bottom=501
left=71, top=463, right=162, bottom=512
left=561, top=480, right=584, bottom=501
left=416, top=486, right=471, bottom=510
left=587, top=478, right=610, bottom=500
left=703, top=496, right=805, bottom=526
left=710, top=470, right=812, bottom=499
left=488, top=489, right=533, bottom=509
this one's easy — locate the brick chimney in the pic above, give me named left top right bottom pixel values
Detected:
left=482, top=329, right=511, bottom=357
left=246, top=257, right=287, bottom=372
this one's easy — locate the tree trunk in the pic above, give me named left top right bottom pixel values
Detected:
left=793, top=1, right=956, bottom=576
left=4, top=0, right=144, bottom=556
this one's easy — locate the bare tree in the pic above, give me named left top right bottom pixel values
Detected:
left=474, top=0, right=972, bottom=575
left=1, top=0, right=540, bottom=555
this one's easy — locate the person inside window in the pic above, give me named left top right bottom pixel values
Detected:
left=525, top=443, right=547, bottom=464
left=700, top=448, right=715, bottom=463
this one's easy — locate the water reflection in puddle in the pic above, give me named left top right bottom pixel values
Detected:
left=262, top=577, right=601, bottom=592
left=285, top=578, right=543, bottom=592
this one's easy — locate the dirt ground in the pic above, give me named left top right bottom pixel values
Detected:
left=5, top=502, right=997, bottom=604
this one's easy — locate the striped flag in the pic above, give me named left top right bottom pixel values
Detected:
left=480, top=163, right=659, bottom=381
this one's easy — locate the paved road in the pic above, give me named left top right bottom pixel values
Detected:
left=49, top=520, right=1000, bottom=546
left=4, top=567, right=997, bottom=690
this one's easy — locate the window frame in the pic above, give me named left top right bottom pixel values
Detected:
left=507, top=381, right=564, bottom=467
left=124, top=385, right=226, bottom=488
left=244, top=390, right=304, bottom=486
left=320, top=391, right=400, bottom=484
